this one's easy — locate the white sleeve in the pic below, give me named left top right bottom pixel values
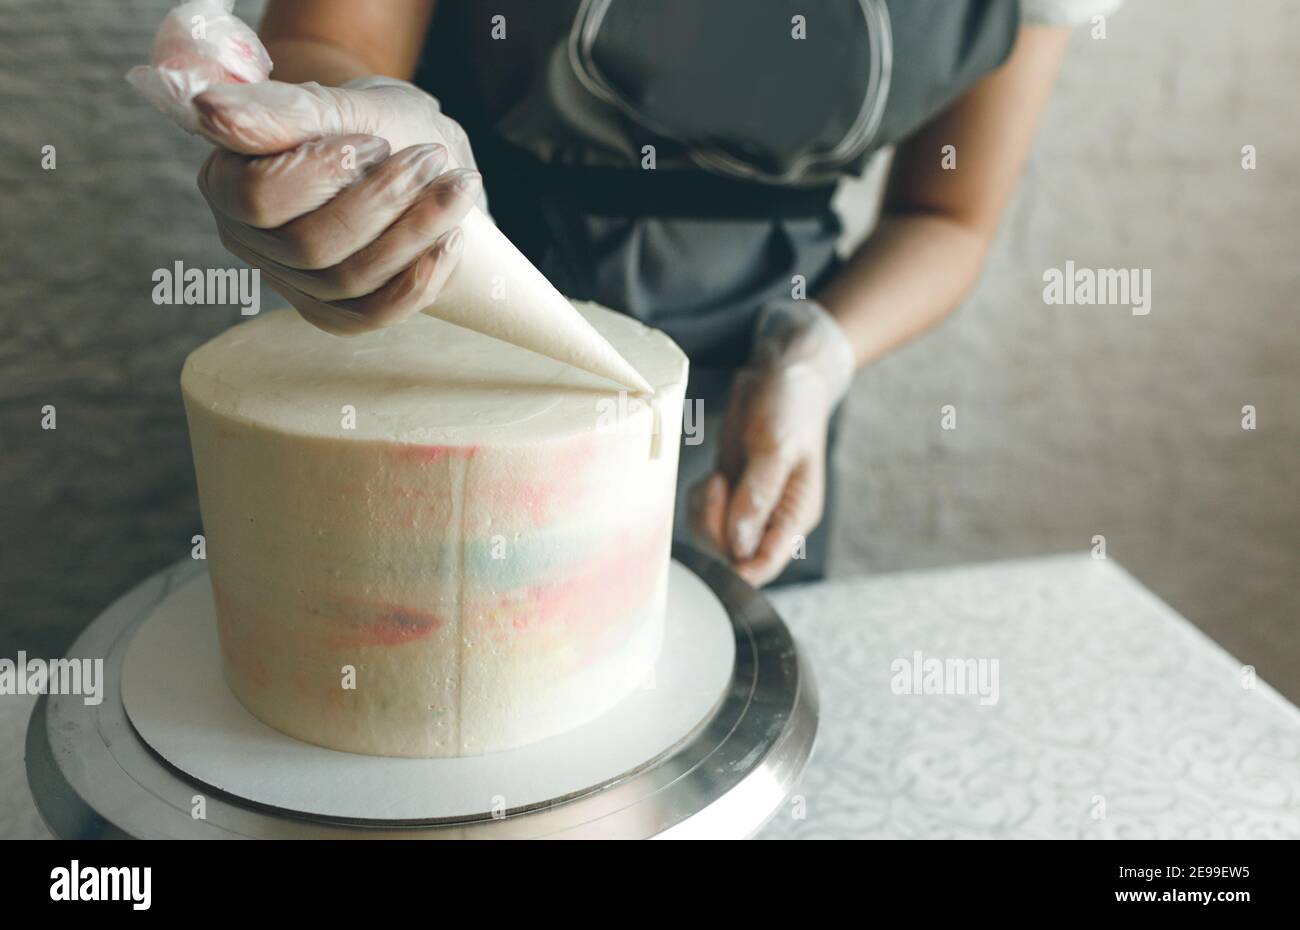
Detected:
left=1020, top=0, right=1124, bottom=27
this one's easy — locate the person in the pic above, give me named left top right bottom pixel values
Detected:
left=189, top=0, right=1118, bottom=587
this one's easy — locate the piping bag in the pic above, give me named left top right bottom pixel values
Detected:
left=127, top=0, right=653, bottom=394
left=431, top=210, right=654, bottom=394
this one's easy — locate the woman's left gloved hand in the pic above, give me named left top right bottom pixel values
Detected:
left=690, top=299, right=855, bottom=586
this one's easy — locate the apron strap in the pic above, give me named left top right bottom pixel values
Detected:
left=481, top=135, right=838, bottom=220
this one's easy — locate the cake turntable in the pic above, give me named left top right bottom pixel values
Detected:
left=26, top=544, right=816, bottom=839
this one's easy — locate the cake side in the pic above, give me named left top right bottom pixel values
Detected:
left=182, top=303, right=687, bottom=757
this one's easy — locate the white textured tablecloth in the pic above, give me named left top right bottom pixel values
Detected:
left=4, top=554, right=1298, bottom=840
left=758, top=554, right=1300, bottom=839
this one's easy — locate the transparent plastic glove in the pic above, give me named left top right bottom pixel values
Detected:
left=690, top=299, right=855, bottom=586
left=193, top=76, right=481, bottom=173
left=198, top=129, right=482, bottom=335
left=192, top=76, right=489, bottom=334
left=125, top=0, right=272, bottom=133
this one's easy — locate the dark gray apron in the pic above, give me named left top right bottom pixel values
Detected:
left=416, top=0, right=1018, bottom=583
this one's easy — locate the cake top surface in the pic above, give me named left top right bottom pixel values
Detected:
left=181, top=303, right=688, bottom=444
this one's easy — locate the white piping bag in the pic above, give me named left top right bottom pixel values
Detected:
left=433, top=209, right=653, bottom=393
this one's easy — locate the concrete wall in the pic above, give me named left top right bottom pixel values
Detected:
left=1, top=1, right=1296, bottom=695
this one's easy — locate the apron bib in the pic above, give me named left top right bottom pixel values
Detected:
left=417, top=1, right=1017, bottom=584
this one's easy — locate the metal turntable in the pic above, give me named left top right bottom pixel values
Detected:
left=27, top=545, right=816, bottom=839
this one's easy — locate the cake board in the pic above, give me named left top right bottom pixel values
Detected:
left=27, top=545, right=817, bottom=839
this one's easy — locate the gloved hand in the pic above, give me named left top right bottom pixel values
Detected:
left=690, top=299, right=855, bottom=586
left=127, top=1, right=485, bottom=336
left=193, top=76, right=484, bottom=335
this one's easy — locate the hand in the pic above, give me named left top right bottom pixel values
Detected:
left=191, top=77, right=484, bottom=335
left=690, top=299, right=855, bottom=586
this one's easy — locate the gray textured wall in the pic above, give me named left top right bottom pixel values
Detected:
left=2, top=2, right=1297, bottom=696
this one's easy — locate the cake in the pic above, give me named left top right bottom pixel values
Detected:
left=181, top=303, right=688, bottom=757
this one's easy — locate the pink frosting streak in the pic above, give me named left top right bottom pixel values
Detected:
left=392, top=443, right=479, bottom=463
left=323, top=596, right=444, bottom=648
left=492, top=512, right=673, bottom=640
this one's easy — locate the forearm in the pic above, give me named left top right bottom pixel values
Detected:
left=815, top=210, right=990, bottom=369
left=259, top=0, right=436, bottom=85
left=256, top=35, right=374, bottom=85
left=815, top=25, right=1069, bottom=370
left=261, top=36, right=377, bottom=86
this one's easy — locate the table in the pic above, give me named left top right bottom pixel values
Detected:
left=5, top=554, right=1298, bottom=839
left=758, top=554, right=1300, bottom=839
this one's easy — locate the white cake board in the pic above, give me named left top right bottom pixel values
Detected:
left=121, top=562, right=735, bottom=823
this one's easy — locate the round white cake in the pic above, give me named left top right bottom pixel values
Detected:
left=181, top=303, right=688, bottom=758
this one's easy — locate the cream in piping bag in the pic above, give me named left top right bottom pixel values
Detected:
left=423, top=209, right=654, bottom=394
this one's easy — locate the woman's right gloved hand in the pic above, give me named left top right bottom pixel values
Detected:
left=127, top=2, right=484, bottom=335
left=192, top=77, right=485, bottom=335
